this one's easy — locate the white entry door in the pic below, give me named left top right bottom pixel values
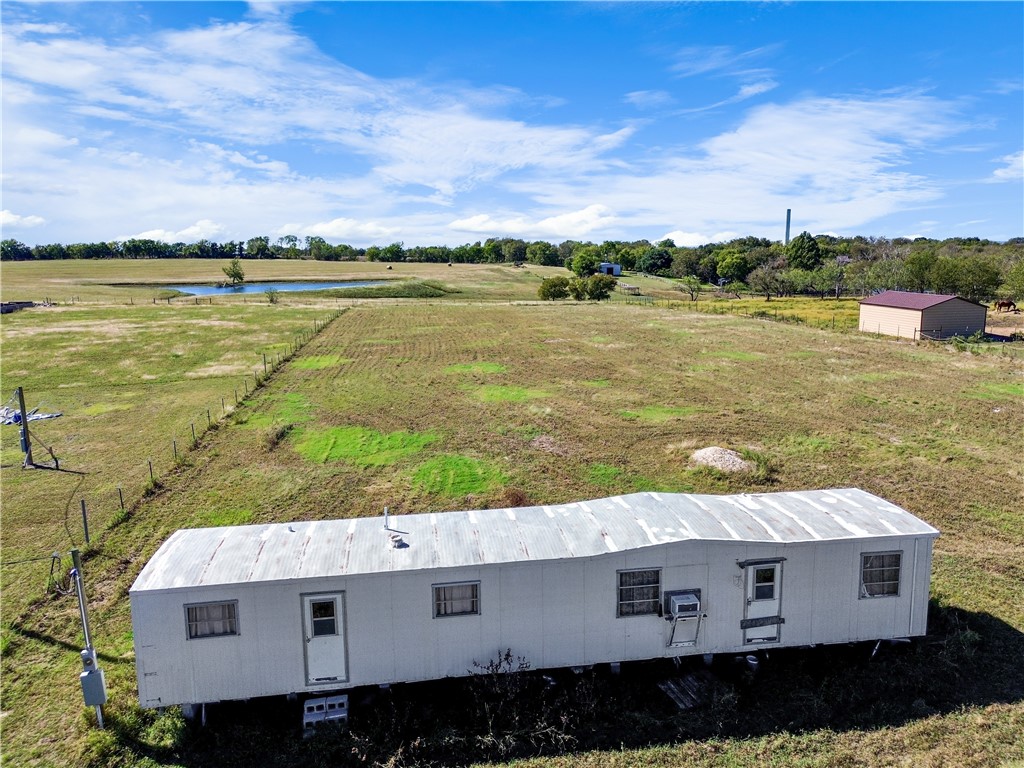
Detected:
left=302, top=593, right=348, bottom=685
left=742, top=563, right=783, bottom=644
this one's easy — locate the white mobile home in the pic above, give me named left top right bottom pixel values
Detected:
left=130, top=488, right=938, bottom=710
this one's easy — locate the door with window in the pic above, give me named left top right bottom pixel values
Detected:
left=302, top=592, right=348, bottom=685
left=742, top=562, right=783, bottom=644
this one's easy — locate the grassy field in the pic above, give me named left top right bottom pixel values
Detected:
left=1, top=262, right=1022, bottom=767
left=0, top=259, right=557, bottom=304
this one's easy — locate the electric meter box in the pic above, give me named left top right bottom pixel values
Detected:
left=81, top=669, right=108, bottom=707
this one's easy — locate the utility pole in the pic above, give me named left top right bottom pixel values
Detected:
left=16, top=386, right=34, bottom=468
left=71, top=549, right=107, bottom=728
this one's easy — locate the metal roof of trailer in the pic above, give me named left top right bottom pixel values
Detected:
left=130, top=488, right=939, bottom=593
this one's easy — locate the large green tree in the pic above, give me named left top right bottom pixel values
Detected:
left=569, top=246, right=602, bottom=277
left=537, top=276, right=571, bottom=300
left=675, top=275, right=702, bottom=301
left=526, top=241, right=559, bottom=266
left=245, top=236, right=270, bottom=259
left=714, top=248, right=750, bottom=283
left=786, top=231, right=823, bottom=271
left=222, top=256, right=245, bottom=284
left=636, top=246, right=672, bottom=275
left=747, top=265, right=782, bottom=300
left=1, top=239, right=32, bottom=261
left=1002, top=258, right=1024, bottom=300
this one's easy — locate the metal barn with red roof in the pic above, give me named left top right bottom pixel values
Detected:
left=859, top=291, right=987, bottom=339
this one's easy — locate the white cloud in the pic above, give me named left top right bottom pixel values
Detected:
left=989, top=150, right=1023, bottom=182
left=0, top=10, right=1002, bottom=246
left=449, top=205, right=615, bottom=240
left=1, top=17, right=625, bottom=204
left=513, top=94, right=964, bottom=240
left=1, top=210, right=46, bottom=228
left=669, top=44, right=781, bottom=113
left=625, top=90, right=673, bottom=109
left=659, top=231, right=707, bottom=247
left=678, top=79, right=779, bottom=113
left=291, top=218, right=400, bottom=241
left=129, top=220, right=225, bottom=243
left=670, top=44, right=780, bottom=80
left=672, top=46, right=747, bottom=78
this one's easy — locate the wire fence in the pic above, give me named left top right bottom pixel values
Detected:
left=3, top=308, right=347, bottom=588
left=608, top=292, right=860, bottom=331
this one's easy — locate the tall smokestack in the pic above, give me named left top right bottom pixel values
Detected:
left=785, top=209, right=792, bottom=245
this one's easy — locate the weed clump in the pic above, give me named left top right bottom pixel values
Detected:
left=265, top=422, right=293, bottom=451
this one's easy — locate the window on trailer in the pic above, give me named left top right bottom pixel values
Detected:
left=860, top=552, right=902, bottom=597
left=753, top=566, right=776, bottom=600
left=618, top=569, right=661, bottom=616
left=185, top=601, right=238, bottom=639
left=434, top=582, right=480, bottom=617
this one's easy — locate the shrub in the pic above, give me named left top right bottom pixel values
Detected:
left=585, top=274, right=617, bottom=300
left=538, top=276, right=571, bottom=300
left=265, top=423, right=293, bottom=451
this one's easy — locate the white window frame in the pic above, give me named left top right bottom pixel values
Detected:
left=185, top=600, right=239, bottom=639
left=617, top=568, right=661, bottom=617
left=860, top=551, right=902, bottom=598
left=433, top=581, right=480, bottom=618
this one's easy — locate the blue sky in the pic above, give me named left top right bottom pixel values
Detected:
left=2, top=2, right=1021, bottom=248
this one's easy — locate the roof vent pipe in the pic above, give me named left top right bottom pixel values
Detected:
left=383, top=506, right=389, bottom=530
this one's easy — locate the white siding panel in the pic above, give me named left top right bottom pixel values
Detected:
left=809, top=543, right=853, bottom=644
left=498, top=566, right=545, bottom=663
left=542, top=561, right=586, bottom=666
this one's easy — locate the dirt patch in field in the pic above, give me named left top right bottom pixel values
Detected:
left=691, top=446, right=754, bottom=472
left=187, top=363, right=247, bottom=378
left=530, top=435, right=571, bottom=456
left=2, top=320, right=139, bottom=338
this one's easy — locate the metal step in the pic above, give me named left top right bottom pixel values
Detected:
left=657, top=671, right=711, bottom=710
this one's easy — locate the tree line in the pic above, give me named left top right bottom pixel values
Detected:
left=2, top=233, right=1021, bottom=302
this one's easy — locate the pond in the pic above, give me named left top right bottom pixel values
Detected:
left=165, top=280, right=386, bottom=296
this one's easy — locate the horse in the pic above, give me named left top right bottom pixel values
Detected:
left=994, top=299, right=1017, bottom=312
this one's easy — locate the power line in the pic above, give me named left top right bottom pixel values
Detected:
left=1, top=553, right=61, bottom=567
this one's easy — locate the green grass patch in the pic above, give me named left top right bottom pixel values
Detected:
left=292, top=355, right=353, bottom=370
left=969, top=382, right=1024, bottom=400
left=244, top=392, right=315, bottom=428
left=81, top=402, right=133, bottom=416
left=476, top=384, right=548, bottom=403
left=619, top=405, right=700, bottom=422
left=779, top=434, right=838, bottom=455
left=587, top=463, right=623, bottom=488
left=293, top=425, right=437, bottom=466
left=700, top=349, right=763, bottom=362
left=968, top=503, right=1023, bottom=542
left=198, top=508, right=254, bottom=528
left=411, top=454, right=505, bottom=497
left=445, top=362, right=508, bottom=374
left=582, top=379, right=610, bottom=388
left=327, top=279, right=457, bottom=299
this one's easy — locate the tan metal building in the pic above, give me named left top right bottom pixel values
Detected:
left=859, top=291, right=987, bottom=339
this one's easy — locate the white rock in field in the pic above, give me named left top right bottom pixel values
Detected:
left=691, top=446, right=754, bottom=473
